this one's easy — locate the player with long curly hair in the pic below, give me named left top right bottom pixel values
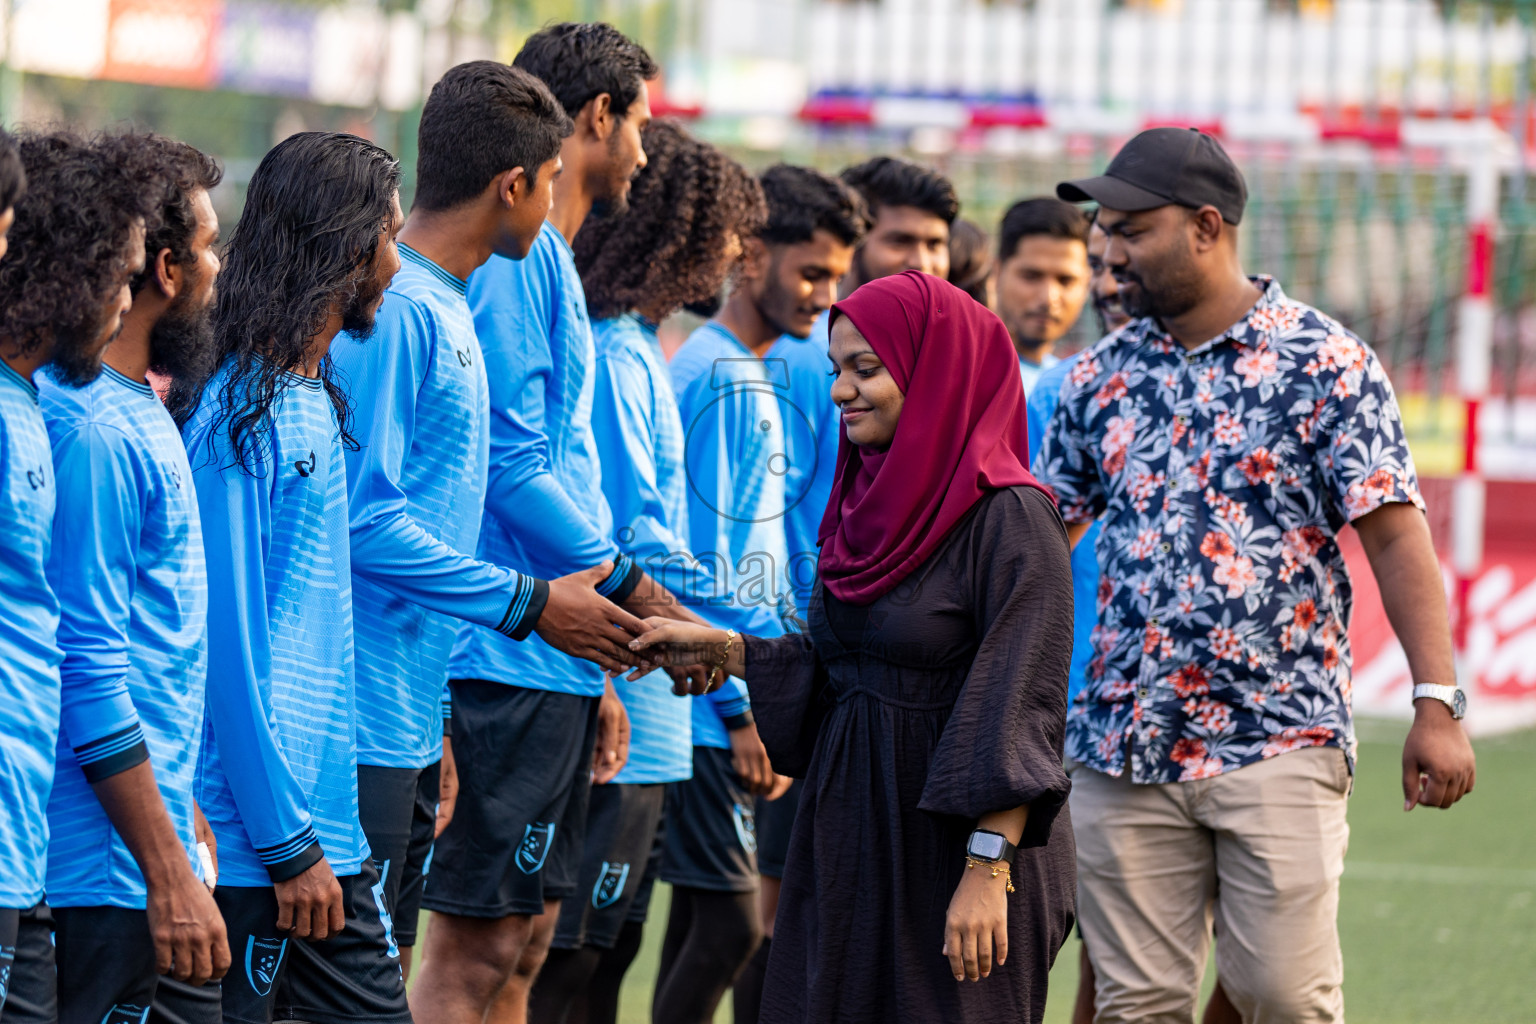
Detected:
left=177, top=131, right=414, bottom=1024
left=523, top=119, right=766, bottom=1024
left=0, top=127, right=155, bottom=1017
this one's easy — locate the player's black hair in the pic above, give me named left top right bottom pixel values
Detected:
left=947, top=217, right=994, bottom=306
left=513, top=23, right=658, bottom=120
left=94, top=131, right=223, bottom=295
left=575, top=119, right=765, bottom=322
left=839, top=155, right=958, bottom=226
left=0, top=130, right=154, bottom=380
left=169, top=131, right=400, bottom=473
left=0, top=128, right=25, bottom=213
left=758, top=164, right=868, bottom=248
left=413, top=61, right=573, bottom=212
left=997, top=196, right=1089, bottom=262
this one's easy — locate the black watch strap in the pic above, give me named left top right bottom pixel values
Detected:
left=967, top=829, right=1018, bottom=864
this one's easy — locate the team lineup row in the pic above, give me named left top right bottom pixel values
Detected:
left=0, top=20, right=1040, bottom=1024
left=0, top=16, right=1481, bottom=1024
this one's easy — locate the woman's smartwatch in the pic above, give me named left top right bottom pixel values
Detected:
left=967, top=829, right=1017, bottom=864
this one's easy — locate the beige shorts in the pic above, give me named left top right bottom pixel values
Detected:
left=1069, top=745, right=1351, bottom=1024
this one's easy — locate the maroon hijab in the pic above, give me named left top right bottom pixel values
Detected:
left=816, top=270, right=1052, bottom=605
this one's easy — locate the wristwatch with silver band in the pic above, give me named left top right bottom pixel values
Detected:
left=1412, top=683, right=1467, bottom=720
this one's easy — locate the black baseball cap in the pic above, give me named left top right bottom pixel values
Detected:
left=1057, top=126, right=1247, bottom=225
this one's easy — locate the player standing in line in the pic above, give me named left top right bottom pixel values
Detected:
left=416, top=25, right=699, bottom=1024
left=42, top=131, right=229, bottom=1023
left=994, top=197, right=1091, bottom=397
left=663, top=165, right=864, bottom=1024
left=171, top=132, right=412, bottom=1024
left=524, top=119, right=773, bottom=1024
left=0, top=128, right=152, bottom=1022
left=328, top=61, right=648, bottom=984
left=735, top=157, right=954, bottom=1024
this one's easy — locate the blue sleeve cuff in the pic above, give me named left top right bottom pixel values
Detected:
left=596, top=553, right=642, bottom=604
left=74, top=724, right=150, bottom=784
left=496, top=575, right=549, bottom=641
left=256, top=828, right=325, bottom=882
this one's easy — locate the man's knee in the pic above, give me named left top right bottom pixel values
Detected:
left=1219, top=958, right=1342, bottom=1024
left=510, top=902, right=561, bottom=985
left=429, top=912, right=535, bottom=985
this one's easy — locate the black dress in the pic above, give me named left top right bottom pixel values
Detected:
left=746, top=485, right=1077, bottom=1024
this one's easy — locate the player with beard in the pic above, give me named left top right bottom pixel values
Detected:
left=663, top=165, right=864, bottom=1024
left=40, top=131, right=229, bottom=1024
left=327, top=62, right=651, bottom=991
left=421, top=25, right=689, bottom=1024
left=995, top=197, right=1091, bottom=397
left=524, top=120, right=776, bottom=1024
left=173, top=132, right=412, bottom=1024
left=0, top=128, right=151, bottom=1023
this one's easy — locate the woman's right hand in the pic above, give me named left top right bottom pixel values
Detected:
left=626, top=617, right=747, bottom=690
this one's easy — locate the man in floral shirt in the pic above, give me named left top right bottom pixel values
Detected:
left=1038, top=127, right=1477, bottom=1024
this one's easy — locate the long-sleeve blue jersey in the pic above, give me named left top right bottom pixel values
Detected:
left=770, top=316, right=841, bottom=612
left=451, top=223, right=636, bottom=698
left=592, top=314, right=729, bottom=781
left=184, top=363, right=368, bottom=885
left=1027, top=352, right=1100, bottom=705
left=41, top=366, right=208, bottom=907
left=670, top=321, right=796, bottom=750
left=330, top=245, right=547, bottom=769
left=0, top=361, right=63, bottom=909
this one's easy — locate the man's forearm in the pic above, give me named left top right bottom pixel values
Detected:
left=92, top=760, right=196, bottom=887
left=1356, top=504, right=1456, bottom=686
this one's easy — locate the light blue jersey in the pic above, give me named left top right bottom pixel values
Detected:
left=185, top=363, right=368, bottom=885
left=451, top=223, right=635, bottom=699
left=331, top=245, right=546, bottom=770
left=1018, top=351, right=1061, bottom=398
left=670, top=320, right=795, bottom=750
left=769, top=315, right=840, bottom=612
left=1027, top=352, right=1099, bottom=705
left=41, top=366, right=208, bottom=907
left=590, top=314, right=718, bottom=783
left=0, top=361, right=63, bottom=909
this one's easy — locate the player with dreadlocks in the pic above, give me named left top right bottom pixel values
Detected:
left=0, top=127, right=153, bottom=1022
left=175, top=131, right=413, bottom=1024
left=526, top=119, right=771, bottom=1024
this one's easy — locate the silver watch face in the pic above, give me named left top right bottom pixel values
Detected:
left=1452, top=688, right=1468, bottom=719
left=969, top=832, right=1006, bottom=860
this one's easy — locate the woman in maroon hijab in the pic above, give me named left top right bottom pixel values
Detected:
left=631, top=270, right=1076, bottom=1022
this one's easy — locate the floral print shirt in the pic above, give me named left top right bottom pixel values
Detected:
left=1036, top=277, right=1423, bottom=784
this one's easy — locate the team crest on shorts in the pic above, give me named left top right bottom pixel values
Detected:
left=592, top=861, right=631, bottom=909
left=103, top=1003, right=150, bottom=1024
left=733, top=802, right=758, bottom=855
left=516, top=822, right=557, bottom=874
left=245, top=936, right=288, bottom=997
left=0, top=943, right=12, bottom=1002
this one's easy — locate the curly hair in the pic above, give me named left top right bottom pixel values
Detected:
left=514, top=23, right=658, bottom=120
left=93, top=130, right=222, bottom=295
left=0, top=129, right=154, bottom=368
left=168, top=131, right=400, bottom=474
left=0, top=128, right=25, bottom=213
left=574, top=119, right=765, bottom=322
left=841, top=155, right=958, bottom=225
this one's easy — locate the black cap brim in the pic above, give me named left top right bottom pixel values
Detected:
left=1057, top=174, right=1173, bottom=213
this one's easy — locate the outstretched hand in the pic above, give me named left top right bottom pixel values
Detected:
left=537, top=562, right=650, bottom=673
left=626, top=618, right=745, bottom=688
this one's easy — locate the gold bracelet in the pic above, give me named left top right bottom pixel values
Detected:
left=707, top=629, right=738, bottom=691
left=965, top=856, right=1016, bottom=894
